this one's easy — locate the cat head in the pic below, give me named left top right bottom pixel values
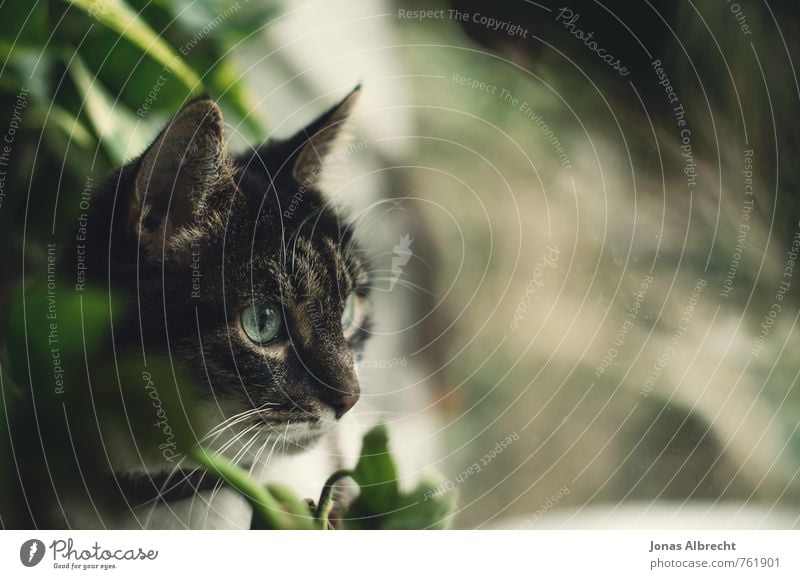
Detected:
left=113, top=87, right=370, bottom=456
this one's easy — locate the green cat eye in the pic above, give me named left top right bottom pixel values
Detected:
left=341, top=294, right=356, bottom=330
left=241, top=303, right=282, bottom=344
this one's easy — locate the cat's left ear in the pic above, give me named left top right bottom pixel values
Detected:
left=131, top=98, right=232, bottom=255
left=290, top=85, right=361, bottom=186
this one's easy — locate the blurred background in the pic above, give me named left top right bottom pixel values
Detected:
left=1, top=0, right=799, bottom=528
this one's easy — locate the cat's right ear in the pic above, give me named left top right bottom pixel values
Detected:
left=290, top=85, right=361, bottom=186
left=131, top=98, right=232, bottom=256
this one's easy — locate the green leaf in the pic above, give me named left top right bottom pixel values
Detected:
left=343, top=424, right=456, bottom=529
left=109, top=355, right=201, bottom=457
left=67, top=54, right=159, bottom=163
left=1, top=47, right=53, bottom=100
left=46, top=104, right=95, bottom=149
left=314, top=468, right=352, bottom=529
left=265, top=483, right=317, bottom=530
left=350, top=423, right=400, bottom=513
left=0, top=1, right=48, bottom=48
left=379, top=477, right=457, bottom=530
left=53, top=15, right=193, bottom=116
left=150, top=0, right=280, bottom=45
left=5, top=281, right=116, bottom=394
left=65, top=0, right=201, bottom=91
left=189, top=446, right=295, bottom=529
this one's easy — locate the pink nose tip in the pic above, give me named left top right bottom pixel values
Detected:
left=334, top=394, right=360, bottom=418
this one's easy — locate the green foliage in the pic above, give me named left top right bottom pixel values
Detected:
left=0, top=0, right=271, bottom=245
left=67, top=0, right=201, bottom=91
left=0, top=0, right=275, bottom=525
left=5, top=281, right=114, bottom=400
left=350, top=423, right=400, bottom=512
left=1, top=281, right=128, bottom=525
left=342, top=424, right=455, bottom=530
left=311, top=424, right=455, bottom=530
left=67, top=53, right=159, bottom=164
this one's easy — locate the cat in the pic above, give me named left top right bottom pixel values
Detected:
left=53, top=87, right=372, bottom=528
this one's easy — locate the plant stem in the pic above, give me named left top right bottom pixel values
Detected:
left=265, top=483, right=316, bottom=530
left=189, top=445, right=293, bottom=529
left=315, top=469, right=352, bottom=529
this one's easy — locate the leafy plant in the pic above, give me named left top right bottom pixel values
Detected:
left=0, top=0, right=273, bottom=249
left=1, top=1, right=278, bottom=520
left=318, top=423, right=456, bottom=530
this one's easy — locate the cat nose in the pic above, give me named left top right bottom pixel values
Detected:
left=332, top=393, right=360, bottom=418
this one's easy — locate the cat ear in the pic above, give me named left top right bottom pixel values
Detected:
left=131, top=98, right=231, bottom=253
left=291, top=85, right=361, bottom=186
